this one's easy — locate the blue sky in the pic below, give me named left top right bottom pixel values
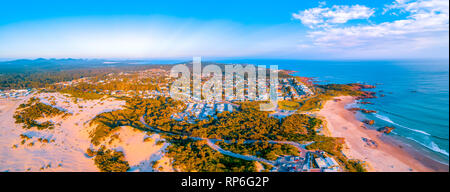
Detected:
left=0, top=0, right=448, bottom=60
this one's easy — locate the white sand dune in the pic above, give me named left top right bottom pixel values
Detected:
left=0, top=92, right=176, bottom=172
left=0, top=93, right=121, bottom=171
left=100, top=126, right=169, bottom=172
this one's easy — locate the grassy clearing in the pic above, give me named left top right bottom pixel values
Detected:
left=278, top=100, right=300, bottom=111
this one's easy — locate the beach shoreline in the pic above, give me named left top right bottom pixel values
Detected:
left=317, top=96, right=449, bottom=172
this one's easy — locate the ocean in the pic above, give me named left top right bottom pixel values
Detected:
left=217, top=59, right=449, bottom=164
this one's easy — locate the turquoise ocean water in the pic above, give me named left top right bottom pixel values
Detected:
left=218, top=59, right=449, bottom=164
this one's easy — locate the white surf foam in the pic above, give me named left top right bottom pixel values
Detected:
left=374, top=113, right=431, bottom=136
left=406, top=137, right=449, bottom=157
left=374, top=113, right=448, bottom=157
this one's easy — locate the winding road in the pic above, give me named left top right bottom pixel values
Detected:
left=139, top=115, right=313, bottom=166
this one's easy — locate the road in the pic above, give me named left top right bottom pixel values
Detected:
left=139, top=115, right=313, bottom=166
left=206, top=139, right=276, bottom=165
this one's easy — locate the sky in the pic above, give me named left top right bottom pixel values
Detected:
left=0, top=0, right=448, bottom=60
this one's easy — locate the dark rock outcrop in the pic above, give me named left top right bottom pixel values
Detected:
left=348, top=83, right=376, bottom=89
left=356, top=91, right=377, bottom=100
left=363, top=120, right=375, bottom=125
left=377, top=126, right=395, bottom=134
left=348, top=108, right=377, bottom=114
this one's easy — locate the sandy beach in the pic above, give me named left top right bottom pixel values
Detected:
left=317, top=96, right=449, bottom=172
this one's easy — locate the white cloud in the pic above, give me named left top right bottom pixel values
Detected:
left=294, top=0, right=449, bottom=58
left=385, top=0, right=449, bottom=14
left=292, top=4, right=375, bottom=29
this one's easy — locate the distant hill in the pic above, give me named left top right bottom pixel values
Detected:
left=0, top=59, right=176, bottom=89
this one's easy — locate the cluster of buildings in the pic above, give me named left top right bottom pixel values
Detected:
left=55, top=77, right=91, bottom=88
left=278, top=78, right=314, bottom=101
left=108, top=88, right=170, bottom=98
left=55, top=71, right=172, bottom=99
left=301, top=151, right=340, bottom=172
left=172, top=103, right=235, bottom=122
left=0, top=89, right=33, bottom=99
left=170, top=76, right=314, bottom=103
left=272, top=151, right=341, bottom=172
left=272, top=155, right=305, bottom=172
left=166, top=77, right=317, bottom=122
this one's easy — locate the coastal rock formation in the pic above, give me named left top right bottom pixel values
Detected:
left=356, top=92, right=377, bottom=99
left=296, top=76, right=315, bottom=86
left=348, top=108, right=377, bottom=114
left=279, top=69, right=298, bottom=75
left=363, top=120, right=375, bottom=125
left=377, top=126, right=395, bottom=134
left=346, top=83, right=378, bottom=100
left=359, top=101, right=373, bottom=105
left=348, top=83, right=376, bottom=89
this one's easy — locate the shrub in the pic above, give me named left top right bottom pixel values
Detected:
left=94, top=147, right=130, bottom=172
left=14, top=98, right=66, bottom=130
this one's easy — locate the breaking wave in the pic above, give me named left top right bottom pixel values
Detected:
left=406, top=137, right=450, bottom=157
left=374, top=113, right=448, bottom=157
left=374, top=113, right=431, bottom=136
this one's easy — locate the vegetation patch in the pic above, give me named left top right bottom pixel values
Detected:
left=305, top=136, right=366, bottom=172
left=159, top=102, right=324, bottom=143
left=298, top=83, right=375, bottom=112
left=60, top=86, right=104, bottom=100
left=166, top=139, right=256, bottom=172
left=89, top=96, right=182, bottom=145
left=217, top=141, right=299, bottom=161
left=14, top=97, right=67, bottom=130
left=279, top=114, right=322, bottom=139
left=278, top=100, right=300, bottom=111
left=297, top=95, right=330, bottom=112
left=93, top=147, right=130, bottom=172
